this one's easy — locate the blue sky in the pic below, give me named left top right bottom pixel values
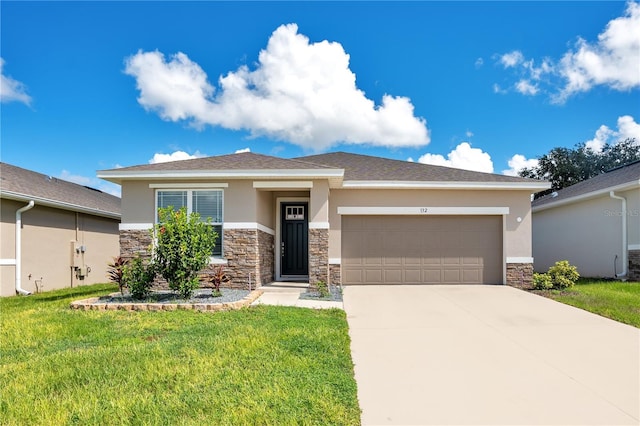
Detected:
left=2, top=1, right=639, bottom=196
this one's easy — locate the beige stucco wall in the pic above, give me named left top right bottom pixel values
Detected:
left=0, top=199, right=119, bottom=296
left=328, top=188, right=534, bottom=261
left=121, top=180, right=259, bottom=224
left=533, top=188, right=640, bottom=278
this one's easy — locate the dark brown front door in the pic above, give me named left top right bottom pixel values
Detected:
left=281, top=203, right=308, bottom=277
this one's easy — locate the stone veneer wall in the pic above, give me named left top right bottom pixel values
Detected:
left=120, top=229, right=153, bottom=261
left=506, top=263, right=534, bottom=289
left=308, top=228, right=329, bottom=288
left=119, top=228, right=275, bottom=291
left=629, top=250, right=640, bottom=281
left=329, top=264, right=341, bottom=287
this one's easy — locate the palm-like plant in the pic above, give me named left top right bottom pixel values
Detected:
left=107, top=256, right=129, bottom=295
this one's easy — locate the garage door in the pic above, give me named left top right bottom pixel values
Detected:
left=342, top=215, right=502, bottom=285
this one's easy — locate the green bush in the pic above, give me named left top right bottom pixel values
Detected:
left=154, top=207, right=218, bottom=299
left=532, top=272, right=553, bottom=290
left=122, top=256, right=155, bottom=300
left=548, top=260, right=580, bottom=289
left=316, top=280, right=330, bottom=298
left=534, top=260, right=580, bottom=290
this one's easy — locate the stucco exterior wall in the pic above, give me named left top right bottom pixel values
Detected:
left=0, top=199, right=120, bottom=296
left=533, top=196, right=626, bottom=278
left=328, top=189, right=533, bottom=261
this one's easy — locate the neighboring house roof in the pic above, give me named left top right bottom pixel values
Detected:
left=99, top=151, right=549, bottom=191
left=532, top=160, right=640, bottom=212
left=1, top=162, right=121, bottom=219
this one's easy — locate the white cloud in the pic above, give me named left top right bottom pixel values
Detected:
left=557, top=1, right=640, bottom=101
left=502, top=154, right=539, bottom=176
left=474, top=57, right=484, bottom=68
left=0, top=58, right=32, bottom=105
left=149, top=150, right=205, bottom=164
left=234, top=147, right=251, bottom=153
left=125, top=23, right=430, bottom=151
left=499, top=51, right=524, bottom=68
left=465, top=130, right=474, bottom=138
left=416, top=142, right=494, bottom=173
left=585, top=115, right=640, bottom=152
left=495, top=2, right=640, bottom=102
left=493, top=83, right=507, bottom=94
left=515, top=79, right=539, bottom=95
left=60, top=170, right=121, bottom=197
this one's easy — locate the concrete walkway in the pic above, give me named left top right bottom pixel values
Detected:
left=344, top=285, right=640, bottom=425
left=251, top=282, right=343, bottom=309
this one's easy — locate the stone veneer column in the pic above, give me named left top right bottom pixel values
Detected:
left=257, top=229, right=275, bottom=286
left=506, top=263, right=534, bottom=289
left=329, top=263, right=341, bottom=287
left=308, top=228, right=329, bottom=288
left=629, top=250, right=640, bottom=281
left=217, top=228, right=259, bottom=289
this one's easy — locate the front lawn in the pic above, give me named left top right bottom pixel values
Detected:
left=0, top=284, right=360, bottom=425
left=538, top=279, right=640, bottom=328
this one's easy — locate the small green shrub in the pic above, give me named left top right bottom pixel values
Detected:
left=533, top=272, right=553, bottom=290
left=548, top=260, right=580, bottom=289
left=122, top=256, right=155, bottom=300
left=316, top=280, right=330, bottom=298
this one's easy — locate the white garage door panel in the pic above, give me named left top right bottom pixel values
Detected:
left=342, top=215, right=502, bottom=285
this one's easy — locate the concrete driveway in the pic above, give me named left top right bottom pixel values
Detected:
left=343, top=285, right=639, bottom=425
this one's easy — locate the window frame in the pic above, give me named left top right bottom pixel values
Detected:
left=155, top=188, right=224, bottom=258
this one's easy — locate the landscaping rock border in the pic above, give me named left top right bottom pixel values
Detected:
left=70, top=289, right=264, bottom=312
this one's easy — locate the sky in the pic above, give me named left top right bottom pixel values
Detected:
left=1, top=1, right=639, bottom=197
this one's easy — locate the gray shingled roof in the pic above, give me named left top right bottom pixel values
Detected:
left=106, top=152, right=337, bottom=172
left=296, top=152, right=538, bottom=183
left=533, top=160, right=640, bottom=209
left=1, top=162, right=121, bottom=218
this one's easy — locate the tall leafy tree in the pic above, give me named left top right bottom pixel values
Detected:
left=521, top=138, right=639, bottom=198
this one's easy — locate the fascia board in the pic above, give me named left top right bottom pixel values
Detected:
left=341, top=180, right=551, bottom=191
left=97, top=169, right=345, bottom=183
left=1, top=191, right=121, bottom=219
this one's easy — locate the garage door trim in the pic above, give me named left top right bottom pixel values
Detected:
left=338, top=206, right=510, bottom=215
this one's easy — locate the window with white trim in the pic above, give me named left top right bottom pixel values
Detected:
left=156, top=189, right=223, bottom=256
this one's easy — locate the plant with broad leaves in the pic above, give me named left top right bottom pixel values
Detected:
left=201, top=265, right=230, bottom=297
left=154, top=206, right=218, bottom=299
left=107, top=256, right=129, bottom=295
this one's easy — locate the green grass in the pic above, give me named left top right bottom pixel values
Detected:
left=539, top=278, right=640, bottom=328
left=0, top=284, right=360, bottom=425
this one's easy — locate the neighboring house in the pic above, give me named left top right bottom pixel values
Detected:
left=1, top=163, right=121, bottom=296
left=98, top=152, right=549, bottom=289
left=532, top=160, right=640, bottom=281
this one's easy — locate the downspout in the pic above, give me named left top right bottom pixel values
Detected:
left=15, top=200, right=35, bottom=295
left=609, top=191, right=627, bottom=279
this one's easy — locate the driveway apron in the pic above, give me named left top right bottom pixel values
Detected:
left=343, top=285, right=640, bottom=425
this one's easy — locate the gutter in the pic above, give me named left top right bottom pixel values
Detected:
left=609, top=191, right=628, bottom=279
left=15, top=200, right=35, bottom=295
left=1, top=191, right=120, bottom=220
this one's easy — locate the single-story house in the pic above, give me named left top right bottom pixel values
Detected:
left=1, top=162, right=121, bottom=296
left=532, top=160, right=640, bottom=281
left=98, top=152, right=549, bottom=289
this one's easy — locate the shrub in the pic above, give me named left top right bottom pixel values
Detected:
left=122, top=256, right=155, bottom=300
left=154, top=207, right=218, bottom=299
left=316, top=280, right=330, bottom=298
left=107, top=256, right=129, bottom=295
left=548, top=260, right=580, bottom=289
left=532, top=272, right=553, bottom=290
